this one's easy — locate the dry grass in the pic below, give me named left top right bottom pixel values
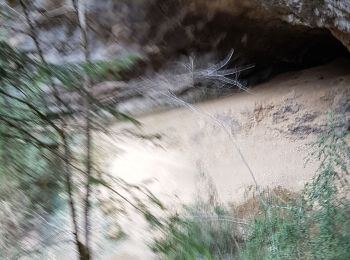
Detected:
left=232, top=186, right=297, bottom=220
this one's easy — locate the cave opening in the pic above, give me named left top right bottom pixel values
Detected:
left=166, top=12, right=350, bottom=86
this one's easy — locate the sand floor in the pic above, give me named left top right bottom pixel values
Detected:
left=92, top=59, right=350, bottom=259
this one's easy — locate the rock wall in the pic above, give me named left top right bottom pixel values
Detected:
left=4, top=0, right=349, bottom=116
left=139, top=0, right=350, bottom=67
left=5, top=0, right=349, bottom=65
left=147, top=0, right=350, bottom=51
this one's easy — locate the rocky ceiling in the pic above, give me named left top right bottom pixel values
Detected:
left=7, top=0, right=350, bottom=73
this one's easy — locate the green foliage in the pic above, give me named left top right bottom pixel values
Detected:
left=0, top=41, right=62, bottom=211
left=241, top=114, right=350, bottom=260
left=0, top=40, right=140, bottom=149
left=152, top=200, right=241, bottom=260
left=241, top=191, right=350, bottom=260
left=40, top=54, right=140, bottom=88
left=0, top=40, right=140, bottom=256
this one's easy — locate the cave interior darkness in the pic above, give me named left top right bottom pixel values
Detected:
left=160, top=13, right=350, bottom=86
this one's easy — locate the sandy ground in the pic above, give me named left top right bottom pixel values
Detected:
left=88, top=60, right=350, bottom=259
left=101, top=60, right=350, bottom=200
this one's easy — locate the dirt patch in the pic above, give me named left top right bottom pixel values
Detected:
left=233, top=186, right=297, bottom=220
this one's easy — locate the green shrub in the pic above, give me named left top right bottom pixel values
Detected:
left=152, top=200, right=242, bottom=260
left=241, top=114, right=350, bottom=260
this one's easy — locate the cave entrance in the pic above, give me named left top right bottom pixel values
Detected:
left=170, top=13, right=350, bottom=85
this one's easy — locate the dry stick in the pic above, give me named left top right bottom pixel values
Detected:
left=72, top=0, right=93, bottom=257
left=159, top=91, right=268, bottom=207
left=162, top=91, right=259, bottom=187
left=135, top=50, right=264, bottom=201
left=62, top=134, right=84, bottom=258
left=18, top=0, right=84, bottom=257
left=18, top=0, right=44, bottom=60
